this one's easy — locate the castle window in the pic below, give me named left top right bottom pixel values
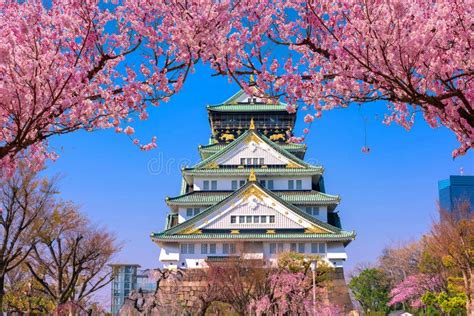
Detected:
left=246, top=215, right=252, bottom=223
left=203, top=181, right=209, bottom=190
left=311, top=243, right=326, bottom=254
left=259, top=158, right=264, bottom=165
left=239, top=180, right=246, bottom=187
left=223, top=243, right=236, bottom=254
left=288, top=180, right=294, bottom=190
left=239, top=216, right=245, bottom=223
left=246, top=158, right=252, bottom=165
left=231, top=180, right=238, bottom=190
left=259, top=180, right=266, bottom=187
left=269, top=243, right=277, bottom=254
left=261, top=216, right=267, bottom=223
left=186, top=208, right=193, bottom=217
left=211, top=180, right=217, bottom=190
left=201, top=244, right=208, bottom=254
left=296, top=180, right=302, bottom=190
left=186, top=208, right=200, bottom=217
left=180, top=243, right=195, bottom=254
left=290, top=243, right=297, bottom=252
left=278, top=243, right=284, bottom=253
left=240, top=158, right=245, bottom=165
left=319, top=243, right=326, bottom=253
left=305, top=207, right=320, bottom=216
left=269, top=215, right=275, bottom=223
left=210, top=244, right=217, bottom=254
left=253, top=216, right=260, bottom=223
left=298, top=243, right=305, bottom=253
left=230, top=216, right=236, bottom=224
left=267, top=180, right=274, bottom=190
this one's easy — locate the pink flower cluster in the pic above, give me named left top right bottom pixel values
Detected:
left=1, top=0, right=472, bottom=176
left=389, top=274, right=443, bottom=308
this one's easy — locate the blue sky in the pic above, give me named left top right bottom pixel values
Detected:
left=44, top=64, right=473, bottom=301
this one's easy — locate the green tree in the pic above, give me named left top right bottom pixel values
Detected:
left=349, top=268, right=392, bottom=314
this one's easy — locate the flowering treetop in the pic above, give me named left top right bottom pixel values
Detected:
left=1, top=0, right=472, bottom=177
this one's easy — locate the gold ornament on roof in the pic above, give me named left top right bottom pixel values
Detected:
left=249, top=117, right=255, bottom=130
left=286, top=162, right=303, bottom=169
left=220, top=133, right=235, bottom=142
left=180, top=226, right=202, bottom=235
left=205, top=161, right=219, bottom=169
left=245, top=133, right=262, bottom=144
left=248, top=169, right=257, bottom=182
left=270, top=133, right=285, bottom=141
left=304, top=226, right=329, bottom=234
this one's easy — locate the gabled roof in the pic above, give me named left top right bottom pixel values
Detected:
left=151, top=232, right=355, bottom=242
left=182, top=167, right=323, bottom=178
left=190, top=129, right=316, bottom=170
left=166, top=190, right=340, bottom=210
left=154, top=181, right=348, bottom=237
left=207, top=89, right=289, bottom=112
left=198, top=142, right=307, bottom=160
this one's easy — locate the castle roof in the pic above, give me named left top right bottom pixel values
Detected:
left=207, top=89, right=289, bottom=113
left=166, top=190, right=340, bottom=210
left=153, top=181, right=354, bottom=245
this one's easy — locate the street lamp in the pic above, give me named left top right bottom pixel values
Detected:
left=310, top=261, right=317, bottom=316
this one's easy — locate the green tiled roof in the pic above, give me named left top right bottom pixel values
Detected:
left=156, top=181, right=342, bottom=236
left=191, top=129, right=317, bottom=170
left=207, top=104, right=289, bottom=112
left=183, top=167, right=323, bottom=177
left=151, top=231, right=355, bottom=241
left=198, top=142, right=307, bottom=160
left=166, top=191, right=340, bottom=206
left=207, top=89, right=289, bottom=112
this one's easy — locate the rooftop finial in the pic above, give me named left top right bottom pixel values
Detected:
left=249, top=117, right=255, bottom=130
left=249, top=74, right=255, bottom=85
left=249, top=169, right=257, bottom=182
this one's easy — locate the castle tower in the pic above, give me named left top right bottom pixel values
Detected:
left=151, top=88, right=355, bottom=270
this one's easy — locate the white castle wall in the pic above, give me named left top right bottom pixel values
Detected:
left=193, top=176, right=312, bottom=191
left=158, top=241, right=347, bottom=269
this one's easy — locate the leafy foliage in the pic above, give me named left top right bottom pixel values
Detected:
left=349, top=268, right=391, bottom=313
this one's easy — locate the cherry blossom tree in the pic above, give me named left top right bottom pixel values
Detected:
left=1, top=0, right=471, bottom=177
left=206, top=0, right=473, bottom=156
left=389, top=274, right=443, bottom=309
left=0, top=0, right=218, bottom=176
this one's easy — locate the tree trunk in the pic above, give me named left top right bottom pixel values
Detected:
left=0, top=273, right=4, bottom=313
left=462, top=268, right=474, bottom=316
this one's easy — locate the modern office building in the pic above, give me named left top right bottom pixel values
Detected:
left=151, top=87, right=355, bottom=269
left=438, top=175, right=474, bottom=213
left=110, top=264, right=156, bottom=315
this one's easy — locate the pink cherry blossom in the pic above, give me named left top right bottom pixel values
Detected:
left=1, top=0, right=472, bottom=177
left=124, top=126, right=135, bottom=135
left=303, top=114, right=314, bottom=123
left=389, top=274, right=443, bottom=308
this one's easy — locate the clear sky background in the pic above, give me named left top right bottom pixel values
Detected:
left=43, top=64, right=473, bottom=304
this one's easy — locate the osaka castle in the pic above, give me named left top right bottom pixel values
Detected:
left=151, top=87, right=355, bottom=270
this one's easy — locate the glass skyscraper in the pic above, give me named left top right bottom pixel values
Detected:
left=110, top=264, right=140, bottom=315
left=438, top=175, right=474, bottom=213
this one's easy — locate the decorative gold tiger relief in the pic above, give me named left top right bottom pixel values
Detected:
left=269, top=133, right=285, bottom=141
left=204, top=161, right=219, bottom=169
left=220, top=133, right=235, bottom=142
left=304, top=226, right=329, bottom=234
left=179, top=225, right=202, bottom=235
